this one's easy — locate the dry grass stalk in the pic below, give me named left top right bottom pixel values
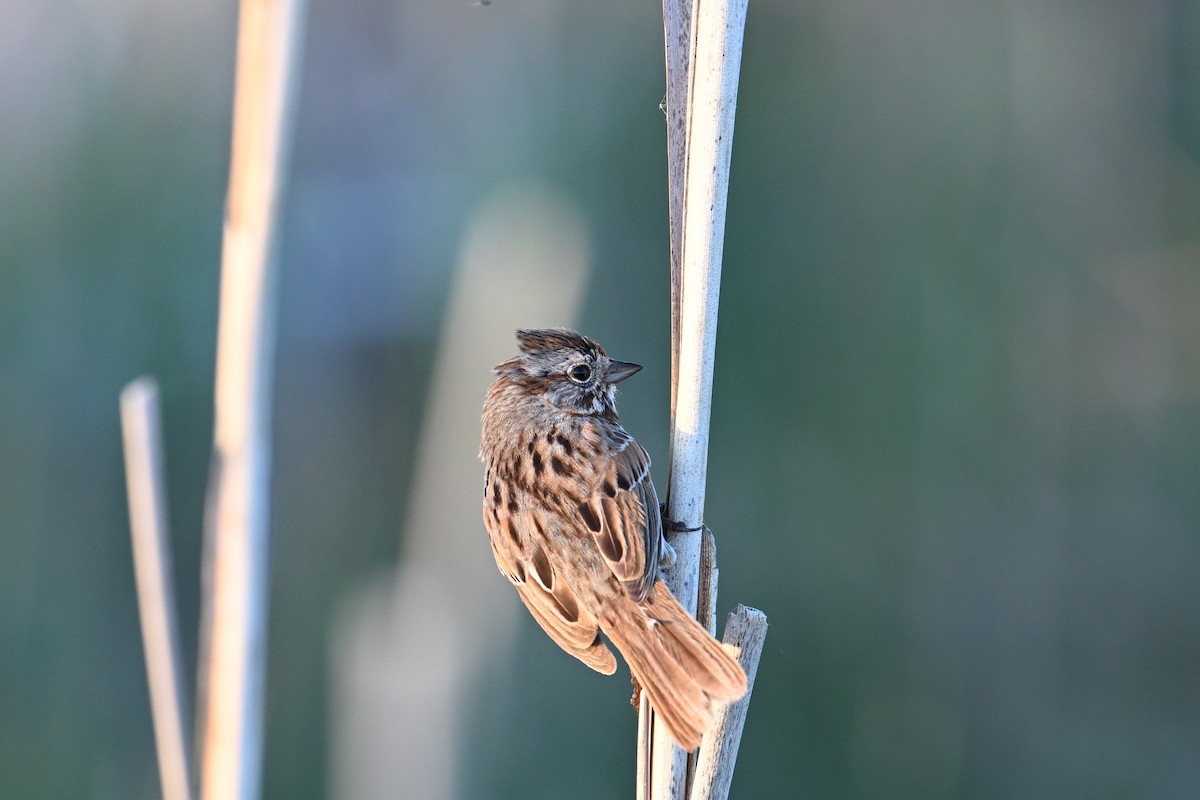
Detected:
left=198, top=1, right=305, bottom=798
left=640, top=0, right=761, bottom=798
left=121, top=378, right=195, bottom=800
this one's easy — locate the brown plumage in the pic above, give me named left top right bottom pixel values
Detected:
left=480, top=328, right=747, bottom=750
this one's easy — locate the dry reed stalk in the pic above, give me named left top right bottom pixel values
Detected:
left=640, top=0, right=764, bottom=798
left=121, top=378, right=195, bottom=800
left=197, top=1, right=305, bottom=798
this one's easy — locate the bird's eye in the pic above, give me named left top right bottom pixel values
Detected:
left=567, top=364, right=592, bottom=384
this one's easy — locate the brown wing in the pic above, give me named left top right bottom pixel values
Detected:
left=483, top=502, right=617, bottom=674
left=576, top=435, right=662, bottom=603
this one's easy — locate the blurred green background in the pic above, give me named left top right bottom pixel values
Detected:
left=3, top=0, right=1200, bottom=797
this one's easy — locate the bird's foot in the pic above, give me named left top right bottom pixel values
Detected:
left=659, top=501, right=703, bottom=534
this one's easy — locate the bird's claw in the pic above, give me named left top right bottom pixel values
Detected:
left=659, top=501, right=703, bottom=534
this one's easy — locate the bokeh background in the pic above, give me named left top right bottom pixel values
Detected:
left=3, top=0, right=1200, bottom=797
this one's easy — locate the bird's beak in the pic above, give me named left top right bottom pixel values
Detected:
left=606, top=360, right=643, bottom=384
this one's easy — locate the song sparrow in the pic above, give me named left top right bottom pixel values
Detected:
left=480, top=328, right=747, bottom=750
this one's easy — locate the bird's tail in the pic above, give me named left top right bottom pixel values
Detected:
left=603, top=580, right=747, bottom=750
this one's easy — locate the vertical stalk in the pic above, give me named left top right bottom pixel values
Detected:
left=198, top=1, right=305, bottom=798
left=667, top=0, right=748, bottom=530
left=691, top=606, right=769, bottom=800
left=643, top=0, right=750, bottom=799
left=121, top=378, right=195, bottom=800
